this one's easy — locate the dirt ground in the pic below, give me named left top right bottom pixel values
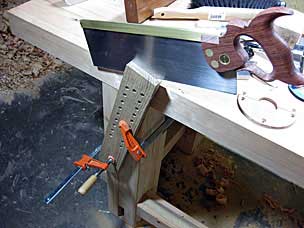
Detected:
left=0, top=0, right=71, bottom=94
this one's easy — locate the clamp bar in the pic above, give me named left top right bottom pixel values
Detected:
left=141, top=117, right=174, bottom=150
left=44, top=145, right=102, bottom=204
left=76, top=117, right=175, bottom=195
left=45, top=117, right=174, bottom=203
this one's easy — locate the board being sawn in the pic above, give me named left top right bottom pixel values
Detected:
left=7, top=0, right=304, bottom=189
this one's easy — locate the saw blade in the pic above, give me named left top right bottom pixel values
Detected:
left=81, top=20, right=237, bottom=94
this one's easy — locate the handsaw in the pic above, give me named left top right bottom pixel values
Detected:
left=81, top=7, right=304, bottom=94
left=81, top=20, right=236, bottom=94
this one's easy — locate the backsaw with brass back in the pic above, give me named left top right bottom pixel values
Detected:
left=81, top=7, right=304, bottom=94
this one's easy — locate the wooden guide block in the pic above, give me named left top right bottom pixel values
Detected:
left=100, top=61, right=161, bottom=169
left=102, top=61, right=161, bottom=217
left=124, top=0, right=176, bottom=23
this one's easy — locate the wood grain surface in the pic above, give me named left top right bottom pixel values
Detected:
left=286, top=0, right=304, bottom=11
left=103, top=62, right=161, bottom=219
left=137, top=191, right=207, bottom=228
left=153, top=6, right=262, bottom=21
left=124, top=0, right=176, bottom=23
left=100, top=61, right=160, bottom=169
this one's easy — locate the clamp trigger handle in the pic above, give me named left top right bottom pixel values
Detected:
left=119, top=120, right=146, bottom=161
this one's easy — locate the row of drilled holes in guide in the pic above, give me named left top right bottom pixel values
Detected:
left=109, top=85, right=146, bottom=149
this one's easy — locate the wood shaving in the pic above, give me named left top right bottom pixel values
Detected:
left=0, top=0, right=71, bottom=92
left=263, top=194, right=296, bottom=215
left=263, top=193, right=303, bottom=226
left=159, top=135, right=304, bottom=227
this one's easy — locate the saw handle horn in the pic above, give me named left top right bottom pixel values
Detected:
left=202, top=7, right=304, bottom=85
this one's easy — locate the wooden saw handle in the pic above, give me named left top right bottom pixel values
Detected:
left=202, top=7, right=304, bottom=85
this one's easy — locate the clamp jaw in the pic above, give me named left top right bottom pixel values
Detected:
left=119, top=120, right=146, bottom=161
left=73, top=155, right=115, bottom=195
left=72, top=119, right=147, bottom=195
left=74, top=154, right=115, bottom=171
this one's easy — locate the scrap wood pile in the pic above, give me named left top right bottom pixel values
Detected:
left=0, top=0, right=70, bottom=92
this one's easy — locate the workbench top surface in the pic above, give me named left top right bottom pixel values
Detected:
left=8, top=0, right=304, bottom=188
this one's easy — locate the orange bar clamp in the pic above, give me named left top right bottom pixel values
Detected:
left=119, top=120, right=146, bottom=161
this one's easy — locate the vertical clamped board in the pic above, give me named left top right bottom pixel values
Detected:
left=100, top=61, right=161, bottom=170
left=101, top=62, right=161, bottom=218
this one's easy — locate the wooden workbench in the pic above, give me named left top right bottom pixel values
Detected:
left=7, top=0, right=304, bottom=192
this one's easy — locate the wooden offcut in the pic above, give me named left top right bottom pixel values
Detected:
left=124, top=0, right=176, bottom=23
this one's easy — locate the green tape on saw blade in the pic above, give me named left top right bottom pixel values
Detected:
left=80, top=20, right=204, bottom=42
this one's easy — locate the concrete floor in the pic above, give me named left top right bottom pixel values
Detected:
left=0, top=69, right=124, bottom=228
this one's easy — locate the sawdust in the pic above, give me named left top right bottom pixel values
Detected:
left=262, top=194, right=304, bottom=227
left=158, top=134, right=304, bottom=227
left=0, top=0, right=71, bottom=94
left=158, top=136, right=236, bottom=212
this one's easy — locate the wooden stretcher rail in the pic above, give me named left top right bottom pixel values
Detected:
left=7, top=0, right=304, bottom=189
left=137, top=191, right=207, bottom=228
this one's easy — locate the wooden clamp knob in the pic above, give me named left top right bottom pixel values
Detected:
left=78, top=174, right=98, bottom=195
left=77, top=156, right=114, bottom=195
left=202, top=7, right=304, bottom=85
